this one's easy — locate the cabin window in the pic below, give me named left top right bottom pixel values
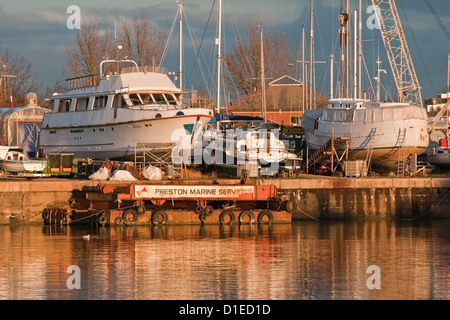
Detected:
left=324, top=110, right=353, bottom=122
left=153, top=94, right=166, bottom=104
left=140, top=93, right=152, bottom=104
left=58, top=99, right=71, bottom=112
left=155, top=113, right=162, bottom=118
left=167, top=94, right=177, bottom=106
left=93, top=96, right=107, bottom=109
left=76, top=98, right=88, bottom=111
left=176, top=111, right=184, bottom=116
left=129, top=94, right=141, bottom=106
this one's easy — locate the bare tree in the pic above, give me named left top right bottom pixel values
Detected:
left=121, top=13, right=168, bottom=67
left=63, top=15, right=168, bottom=81
left=0, top=48, right=40, bottom=107
left=223, top=18, right=294, bottom=97
left=62, top=21, right=115, bottom=79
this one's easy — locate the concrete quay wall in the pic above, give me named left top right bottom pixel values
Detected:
left=0, top=177, right=449, bottom=224
left=257, top=177, right=450, bottom=220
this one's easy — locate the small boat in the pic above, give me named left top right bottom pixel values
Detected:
left=427, top=146, right=450, bottom=169
left=202, top=125, right=302, bottom=176
left=0, top=147, right=47, bottom=173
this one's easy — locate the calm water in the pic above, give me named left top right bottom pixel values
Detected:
left=0, top=219, right=449, bottom=300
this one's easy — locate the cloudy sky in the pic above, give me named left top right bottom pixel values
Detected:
left=0, top=0, right=448, bottom=103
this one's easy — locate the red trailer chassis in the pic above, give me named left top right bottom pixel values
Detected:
left=42, top=183, right=294, bottom=226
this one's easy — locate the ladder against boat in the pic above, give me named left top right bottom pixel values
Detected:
left=397, top=128, right=407, bottom=176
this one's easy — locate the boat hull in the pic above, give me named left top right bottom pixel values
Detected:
left=3, top=160, right=47, bottom=173
left=39, top=110, right=213, bottom=161
left=302, top=103, right=429, bottom=171
left=427, top=148, right=450, bottom=168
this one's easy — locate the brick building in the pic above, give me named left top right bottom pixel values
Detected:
left=225, top=75, right=328, bottom=126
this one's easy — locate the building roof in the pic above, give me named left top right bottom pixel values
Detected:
left=269, top=75, right=302, bottom=86
left=227, top=76, right=328, bottom=113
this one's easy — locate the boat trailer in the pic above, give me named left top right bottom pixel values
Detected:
left=42, top=183, right=295, bottom=226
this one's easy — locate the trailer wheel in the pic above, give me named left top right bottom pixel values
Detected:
left=257, top=210, right=273, bottom=224
left=238, top=210, right=255, bottom=225
left=219, top=210, right=235, bottom=225
left=136, top=205, right=146, bottom=215
left=122, top=209, right=138, bottom=225
left=194, top=205, right=204, bottom=215
left=285, top=200, right=296, bottom=213
left=204, top=205, right=214, bottom=216
left=151, top=210, right=167, bottom=226
left=114, top=216, right=123, bottom=225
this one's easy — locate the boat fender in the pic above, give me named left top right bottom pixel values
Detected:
left=199, top=213, right=207, bottom=223
left=285, top=200, right=296, bottom=213
left=42, top=209, right=50, bottom=221
left=194, top=205, right=204, bottom=215
left=114, top=216, right=123, bottom=225
left=219, top=210, right=235, bottom=225
left=136, top=205, right=146, bottom=215
left=61, top=211, right=69, bottom=224
left=122, top=208, right=138, bottom=226
left=98, top=212, right=108, bottom=226
left=238, top=210, right=255, bottom=225
left=257, top=210, right=273, bottom=224
left=151, top=210, right=168, bottom=226
left=204, top=205, right=214, bottom=216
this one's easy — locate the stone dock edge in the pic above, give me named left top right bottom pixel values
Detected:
left=1, top=176, right=449, bottom=224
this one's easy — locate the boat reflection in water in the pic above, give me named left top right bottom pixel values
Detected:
left=0, top=220, right=448, bottom=300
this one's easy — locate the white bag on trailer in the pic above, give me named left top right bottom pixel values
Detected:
left=109, top=170, right=137, bottom=181
left=88, top=167, right=111, bottom=180
left=143, top=165, right=162, bottom=181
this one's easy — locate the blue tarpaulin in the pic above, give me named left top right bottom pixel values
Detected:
left=18, top=122, right=41, bottom=158
left=208, top=114, right=264, bottom=124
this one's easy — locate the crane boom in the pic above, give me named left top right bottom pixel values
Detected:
left=371, top=0, right=423, bottom=107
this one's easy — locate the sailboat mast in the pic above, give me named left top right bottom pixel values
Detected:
left=447, top=53, right=450, bottom=96
left=216, top=0, right=222, bottom=128
left=309, top=0, right=314, bottom=109
left=260, top=24, right=267, bottom=123
left=178, top=2, right=184, bottom=98
left=358, top=0, right=363, bottom=99
left=330, top=54, right=334, bottom=99
left=302, top=25, right=305, bottom=112
left=353, top=9, right=357, bottom=99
